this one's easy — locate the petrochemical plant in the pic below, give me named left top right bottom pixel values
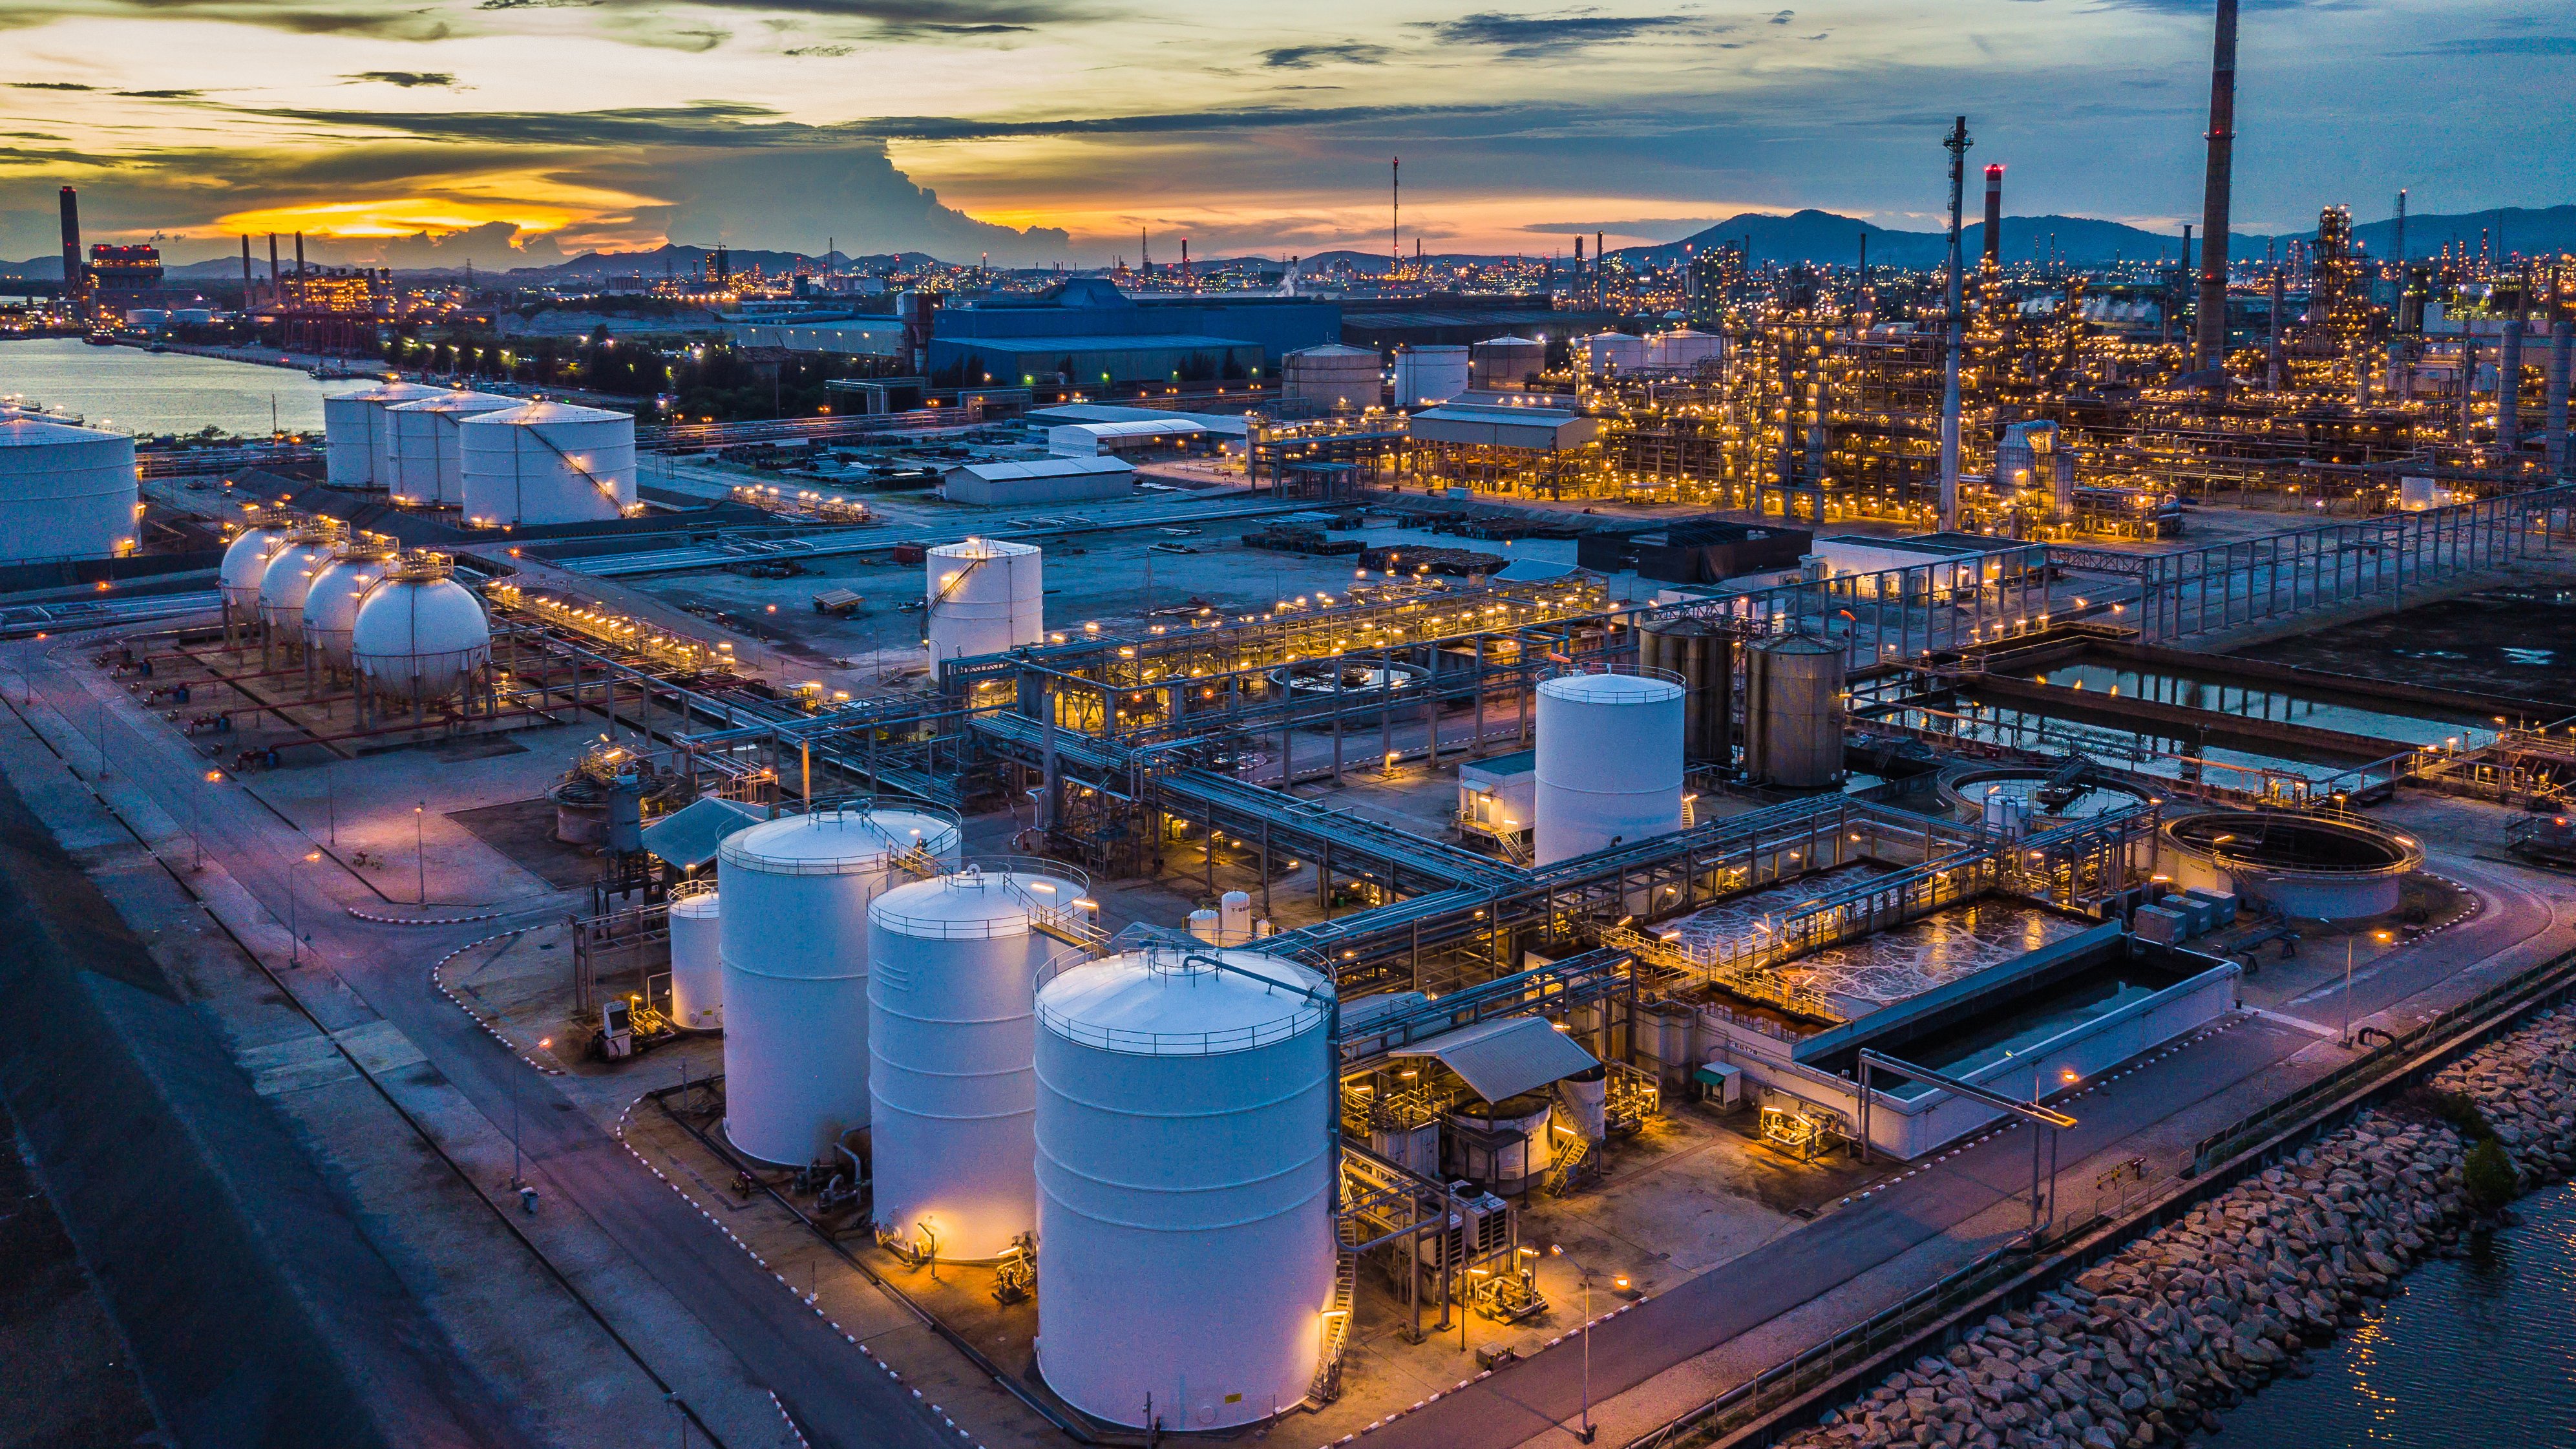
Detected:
left=9, top=8, right=2576, bottom=1448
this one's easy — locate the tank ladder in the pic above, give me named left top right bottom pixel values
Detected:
left=1307, top=1240, right=1360, bottom=1406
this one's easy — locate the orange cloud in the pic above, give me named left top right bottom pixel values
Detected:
left=213, top=196, right=579, bottom=239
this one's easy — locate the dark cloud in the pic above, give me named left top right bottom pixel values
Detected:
left=1769, top=9, right=1793, bottom=22
left=511, top=0, right=1074, bottom=38
left=9, top=82, right=96, bottom=91
left=1262, top=43, right=1390, bottom=69
left=2408, top=34, right=2576, bottom=56
left=344, top=70, right=463, bottom=88
left=783, top=43, right=854, bottom=56
left=117, top=89, right=205, bottom=99
left=1423, top=11, right=1718, bottom=59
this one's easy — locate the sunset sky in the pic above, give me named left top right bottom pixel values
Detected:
left=1, top=1, right=2566, bottom=269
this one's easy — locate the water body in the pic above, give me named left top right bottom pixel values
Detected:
left=2204, top=1180, right=2576, bottom=1448
left=0, top=338, right=370, bottom=438
left=2021, top=661, right=2497, bottom=751
left=1884, top=700, right=2361, bottom=790
left=2233, top=586, right=2576, bottom=708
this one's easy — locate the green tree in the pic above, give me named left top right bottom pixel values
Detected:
left=2464, top=1137, right=2517, bottom=1216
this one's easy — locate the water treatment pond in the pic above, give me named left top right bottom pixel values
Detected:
left=1879, top=700, right=2370, bottom=794
left=1670, top=874, right=2093, bottom=1015
left=2016, top=660, right=2499, bottom=750
left=2232, top=586, right=2576, bottom=708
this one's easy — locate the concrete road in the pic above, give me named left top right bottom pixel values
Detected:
left=6, top=634, right=960, bottom=1449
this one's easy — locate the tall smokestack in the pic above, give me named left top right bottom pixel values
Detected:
left=2392, top=188, right=2407, bottom=268
left=2193, top=0, right=2238, bottom=372
left=268, top=233, right=279, bottom=301
left=1939, top=115, right=1972, bottom=532
left=57, top=186, right=83, bottom=310
left=241, top=235, right=252, bottom=299
left=1983, top=164, right=2003, bottom=268
left=295, top=232, right=306, bottom=279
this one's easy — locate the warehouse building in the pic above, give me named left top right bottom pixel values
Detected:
left=941, top=455, right=1135, bottom=505
left=926, top=278, right=1336, bottom=388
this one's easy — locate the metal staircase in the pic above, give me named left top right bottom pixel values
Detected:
left=1543, top=1132, right=1594, bottom=1198
left=1307, top=1243, right=1360, bottom=1406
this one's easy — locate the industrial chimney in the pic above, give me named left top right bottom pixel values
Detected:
left=57, top=186, right=83, bottom=311
left=1983, top=165, right=2003, bottom=268
left=2194, top=0, right=2239, bottom=372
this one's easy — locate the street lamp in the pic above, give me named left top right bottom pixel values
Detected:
left=512, top=1036, right=553, bottom=1191
left=288, top=849, right=319, bottom=964
left=195, top=768, right=221, bottom=871
left=1548, top=1244, right=1628, bottom=1443
left=2342, top=928, right=2394, bottom=1046
left=415, top=801, right=427, bottom=904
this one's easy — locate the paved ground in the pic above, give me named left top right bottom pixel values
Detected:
left=1, top=629, right=975, bottom=1449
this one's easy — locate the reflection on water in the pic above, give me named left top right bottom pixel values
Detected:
left=1670, top=872, right=2087, bottom=1010
left=0, top=337, right=370, bottom=437
left=2025, top=661, right=2498, bottom=750
left=2204, top=1181, right=2576, bottom=1448
left=1903, top=701, right=2360, bottom=787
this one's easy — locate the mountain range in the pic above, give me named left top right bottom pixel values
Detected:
left=6, top=206, right=2570, bottom=282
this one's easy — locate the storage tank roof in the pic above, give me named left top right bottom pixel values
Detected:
left=1473, top=335, right=1545, bottom=347
left=339, top=381, right=445, bottom=404
left=386, top=390, right=518, bottom=415
left=464, top=399, right=632, bottom=427
left=719, top=805, right=960, bottom=874
left=931, top=535, right=1041, bottom=560
left=871, top=865, right=1085, bottom=939
left=0, top=412, right=124, bottom=446
left=1285, top=343, right=1380, bottom=359
left=1760, top=630, right=1844, bottom=656
left=1039, top=946, right=1329, bottom=1057
left=1540, top=670, right=1682, bottom=704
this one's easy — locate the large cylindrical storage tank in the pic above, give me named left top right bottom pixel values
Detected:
left=718, top=807, right=963, bottom=1167
left=0, top=412, right=138, bottom=564
left=1469, top=335, right=1547, bottom=390
left=1645, top=328, right=1722, bottom=371
left=1280, top=344, right=1382, bottom=414
left=1585, top=331, right=1645, bottom=374
left=925, top=537, right=1042, bottom=664
left=1743, top=633, right=1846, bottom=788
left=1035, top=945, right=1335, bottom=1431
left=301, top=536, right=397, bottom=672
left=349, top=551, right=492, bottom=703
left=324, top=381, right=441, bottom=489
left=1534, top=669, right=1685, bottom=865
left=867, top=864, right=1085, bottom=1262
left=383, top=392, right=518, bottom=505
left=1638, top=617, right=1733, bottom=763
left=1391, top=344, right=1470, bottom=408
left=457, top=401, right=637, bottom=527
left=669, top=887, right=723, bottom=1030
left=257, top=520, right=346, bottom=646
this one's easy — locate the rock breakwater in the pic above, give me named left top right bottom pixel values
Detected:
left=1780, top=1006, right=2576, bottom=1449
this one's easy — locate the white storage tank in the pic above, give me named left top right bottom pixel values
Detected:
left=1645, top=328, right=1722, bottom=371
left=718, top=806, right=963, bottom=1167
left=383, top=392, right=518, bottom=505
left=0, top=411, right=138, bottom=564
left=1534, top=668, right=1685, bottom=865
left=457, top=401, right=637, bottom=527
left=669, top=886, right=723, bottom=1031
left=217, top=508, right=297, bottom=626
left=867, top=863, right=1086, bottom=1262
left=1280, top=343, right=1382, bottom=413
left=1470, top=335, right=1547, bottom=390
left=301, top=534, right=397, bottom=672
left=1585, top=331, right=1645, bottom=374
left=349, top=551, right=492, bottom=703
left=1035, top=944, right=1335, bottom=1431
left=324, top=381, right=443, bottom=489
left=256, top=518, right=347, bottom=647
left=1391, top=344, right=1471, bottom=408
left=925, top=537, right=1042, bottom=664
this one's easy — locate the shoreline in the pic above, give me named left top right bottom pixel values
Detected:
left=1770, top=1004, right=2576, bottom=1449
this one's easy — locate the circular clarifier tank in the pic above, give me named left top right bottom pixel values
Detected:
left=2161, top=810, right=2423, bottom=920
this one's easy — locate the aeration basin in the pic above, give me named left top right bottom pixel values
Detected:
left=2162, top=810, right=2423, bottom=920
